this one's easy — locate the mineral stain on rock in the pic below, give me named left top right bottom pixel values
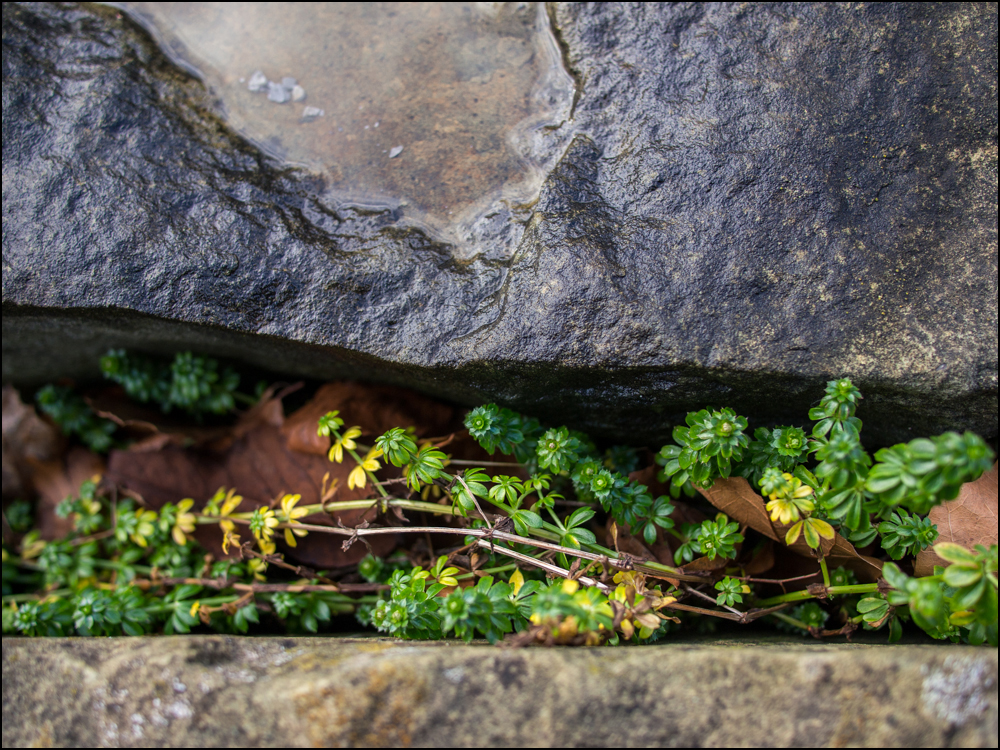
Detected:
left=117, top=2, right=573, bottom=229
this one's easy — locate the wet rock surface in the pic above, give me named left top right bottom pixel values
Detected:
left=3, top=635, right=998, bottom=747
left=3, top=2, right=997, bottom=445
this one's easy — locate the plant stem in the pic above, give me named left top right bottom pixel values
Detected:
left=454, top=564, right=518, bottom=581
left=146, top=594, right=239, bottom=614
left=198, top=500, right=707, bottom=583
left=2, top=588, right=73, bottom=603
left=770, top=611, right=810, bottom=631
left=755, top=583, right=879, bottom=607
left=819, top=556, right=831, bottom=588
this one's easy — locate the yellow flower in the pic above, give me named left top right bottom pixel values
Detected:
left=785, top=517, right=835, bottom=549
left=19, top=531, right=45, bottom=560
left=348, top=447, right=383, bottom=489
left=248, top=557, right=268, bottom=581
left=251, top=506, right=279, bottom=542
left=172, top=498, right=197, bottom=546
left=765, top=473, right=814, bottom=525
left=258, top=537, right=277, bottom=556
left=329, top=426, right=362, bottom=463
left=220, top=520, right=241, bottom=555
left=132, top=508, right=158, bottom=548
left=189, top=600, right=202, bottom=617
left=279, top=493, right=310, bottom=547
left=220, top=489, right=243, bottom=517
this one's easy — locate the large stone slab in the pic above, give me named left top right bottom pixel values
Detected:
left=2, top=636, right=997, bottom=747
left=3, top=3, right=996, bottom=445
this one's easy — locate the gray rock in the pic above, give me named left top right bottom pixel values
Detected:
left=388, top=145, right=404, bottom=158
left=2, top=3, right=996, bottom=446
left=2, top=636, right=997, bottom=747
left=247, top=69, right=267, bottom=92
left=290, top=84, right=305, bottom=102
left=301, top=105, right=322, bottom=120
left=280, top=76, right=296, bottom=90
left=266, top=80, right=289, bottom=103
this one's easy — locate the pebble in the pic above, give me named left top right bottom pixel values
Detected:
left=389, top=145, right=404, bottom=158
left=291, top=84, right=306, bottom=102
left=247, top=70, right=268, bottom=92
left=302, top=106, right=324, bottom=119
left=281, top=76, right=297, bottom=90
left=267, top=80, right=290, bottom=103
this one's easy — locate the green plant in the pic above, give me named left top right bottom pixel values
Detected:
left=36, top=385, right=117, bottom=452
left=5, top=368, right=996, bottom=648
left=100, top=349, right=244, bottom=416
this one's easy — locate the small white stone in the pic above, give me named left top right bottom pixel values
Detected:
left=248, top=70, right=268, bottom=92
left=291, top=84, right=306, bottom=101
left=168, top=701, right=193, bottom=720
left=389, top=145, right=403, bottom=158
left=302, top=106, right=324, bottom=119
left=267, top=81, right=290, bottom=103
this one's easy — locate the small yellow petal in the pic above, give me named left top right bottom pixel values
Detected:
left=813, top=518, right=836, bottom=540
left=785, top=521, right=803, bottom=546
left=284, top=528, right=297, bottom=547
left=172, top=526, right=187, bottom=546
left=510, top=569, right=525, bottom=596
left=348, top=464, right=367, bottom=489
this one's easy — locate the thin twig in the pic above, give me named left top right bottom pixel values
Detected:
left=476, top=541, right=610, bottom=591
left=682, top=583, right=743, bottom=617
left=659, top=600, right=744, bottom=621
left=733, top=572, right=820, bottom=585
left=217, top=516, right=710, bottom=583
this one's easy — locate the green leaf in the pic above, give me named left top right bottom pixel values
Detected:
left=934, top=542, right=978, bottom=565
left=943, top=565, right=983, bottom=589
left=564, top=507, right=596, bottom=529
left=513, top=510, right=543, bottom=529
left=952, top=578, right=987, bottom=610
left=857, top=597, right=888, bottom=614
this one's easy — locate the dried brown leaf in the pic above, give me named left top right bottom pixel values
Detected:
left=105, top=387, right=399, bottom=568
left=282, top=382, right=456, bottom=455
left=30, top=447, right=105, bottom=540
left=742, top=539, right=776, bottom=577
left=914, top=462, right=998, bottom=577
left=698, top=477, right=882, bottom=582
left=2, top=385, right=64, bottom=501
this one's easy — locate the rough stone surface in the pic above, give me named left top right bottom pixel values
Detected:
left=3, top=2, right=997, bottom=445
left=2, top=636, right=997, bottom=747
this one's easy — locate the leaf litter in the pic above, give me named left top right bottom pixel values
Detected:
left=914, top=462, right=998, bottom=576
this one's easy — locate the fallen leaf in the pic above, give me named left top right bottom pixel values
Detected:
left=30, top=447, right=106, bottom=540
left=282, top=382, right=456, bottom=456
left=914, top=462, right=998, bottom=577
left=2, top=385, right=64, bottom=501
left=742, top=539, right=776, bottom=577
left=105, top=385, right=405, bottom=569
left=698, top=477, right=882, bottom=582
left=89, top=383, right=302, bottom=454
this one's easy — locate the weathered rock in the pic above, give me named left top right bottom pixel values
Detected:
left=3, top=3, right=997, bottom=445
left=2, top=636, right=997, bottom=747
